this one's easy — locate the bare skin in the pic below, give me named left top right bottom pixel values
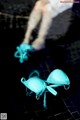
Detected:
left=23, top=0, right=52, bottom=50
left=23, top=0, right=73, bottom=50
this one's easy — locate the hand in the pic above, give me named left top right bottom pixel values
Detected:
left=32, top=38, right=45, bottom=50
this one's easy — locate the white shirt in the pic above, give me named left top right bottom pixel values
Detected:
left=47, top=0, right=73, bottom=18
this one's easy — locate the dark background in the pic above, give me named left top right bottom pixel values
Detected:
left=0, top=0, right=80, bottom=119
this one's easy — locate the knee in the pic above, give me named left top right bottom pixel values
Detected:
left=42, top=6, right=52, bottom=16
left=34, top=1, right=42, bottom=11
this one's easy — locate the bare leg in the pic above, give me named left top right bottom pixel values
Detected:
left=32, top=6, right=53, bottom=50
left=23, top=1, right=42, bottom=44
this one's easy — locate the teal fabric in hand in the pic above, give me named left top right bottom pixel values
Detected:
left=14, top=43, right=34, bottom=63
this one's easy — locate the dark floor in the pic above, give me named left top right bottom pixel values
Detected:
left=0, top=8, right=80, bottom=120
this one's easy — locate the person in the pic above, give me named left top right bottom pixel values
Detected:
left=14, top=0, right=73, bottom=63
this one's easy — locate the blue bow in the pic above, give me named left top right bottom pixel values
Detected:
left=14, top=43, right=34, bottom=63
